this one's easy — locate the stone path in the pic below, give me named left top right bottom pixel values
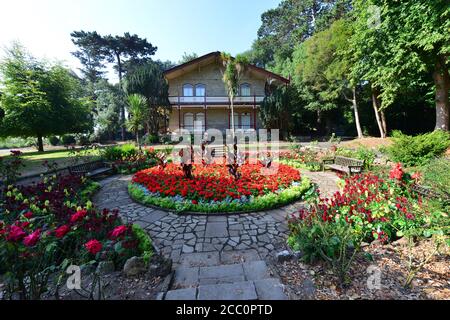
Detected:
left=92, top=171, right=339, bottom=300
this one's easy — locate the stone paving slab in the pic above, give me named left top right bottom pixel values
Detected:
left=243, top=261, right=271, bottom=281
left=197, top=281, right=258, bottom=300
left=178, top=252, right=221, bottom=267
left=173, top=267, right=199, bottom=289
left=253, top=279, right=288, bottom=300
left=165, top=288, right=197, bottom=300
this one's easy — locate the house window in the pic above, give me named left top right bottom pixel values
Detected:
left=183, top=84, right=194, bottom=97
left=194, top=112, right=205, bottom=133
left=241, top=113, right=251, bottom=129
left=240, top=83, right=251, bottom=96
left=195, top=84, right=206, bottom=97
left=184, top=112, right=194, bottom=131
left=233, top=113, right=240, bottom=129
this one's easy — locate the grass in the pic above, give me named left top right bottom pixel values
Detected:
left=12, top=149, right=101, bottom=177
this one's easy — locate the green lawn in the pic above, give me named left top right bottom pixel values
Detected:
left=16, top=149, right=100, bottom=177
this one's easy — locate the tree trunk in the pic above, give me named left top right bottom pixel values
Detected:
left=371, top=87, right=386, bottom=138
left=116, top=53, right=126, bottom=141
left=433, top=55, right=450, bottom=131
left=352, top=87, right=363, bottom=139
left=136, top=131, right=141, bottom=150
left=37, top=135, right=44, bottom=152
left=380, top=110, right=387, bottom=136
left=230, top=97, right=235, bottom=139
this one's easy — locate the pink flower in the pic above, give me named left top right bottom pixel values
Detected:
left=70, top=209, right=88, bottom=223
left=411, top=172, right=421, bottom=181
left=110, top=225, right=128, bottom=239
left=54, top=225, right=70, bottom=239
left=84, top=239, right=102, bottom=255
left=6, top=225, right=26, bottom=242
left=23, top=229, right=41, bottom=247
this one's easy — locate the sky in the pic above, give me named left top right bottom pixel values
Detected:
left=0, top=0, right=280, bottom=82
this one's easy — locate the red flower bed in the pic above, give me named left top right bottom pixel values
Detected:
left=132, top=163, right=301, bottom=202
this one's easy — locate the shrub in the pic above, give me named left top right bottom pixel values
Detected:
left=76, top=135, right=90, bottom=146
left=143, top=134, right=159, bottom=144
left=419, top=158, right=450, bottom=199
left=61, top=134, right=76, bottom=145
left=48, top=136, right=60, bottom=146
left=335, top=146, right=376, bottom=170
left=387, top=130, right=450, bottom=166
left=101, top=144, right=137, bottom=161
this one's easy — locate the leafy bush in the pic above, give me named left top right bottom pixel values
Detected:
left=143, top=134, right=159, bottom=144
left=48, top=136, right=60, bottom=146
left=101, top=144, right=137, bottom=161
left=76, top=135, right=90, bottom=146
left=387, top=130, right=450, bottom=166
left=0, top=137, right=36, bottom=149
left=132, top=224, right=153, bottom=264
left=335, top=146, right=376, bottom=169
left=419, top=158, right=450, bottom=199
left=61, top=134, right=76, bottom=145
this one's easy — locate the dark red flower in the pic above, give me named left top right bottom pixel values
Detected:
left=6, top=225, right=26, bottom=242
left=70, top=209, right=88, bottom=223
left=23, top=211, right=33, bottom=219
left=110, top=225, right=128, bottom=239
left=84, top=239, right=102, bottom=255
left=54, top=225, right=70, bottom=239
left=23, top=229, right=41, bottom=247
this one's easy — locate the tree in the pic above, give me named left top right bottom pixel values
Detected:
left=124, top=61, right=170, bottom=136
left=71, top=31, right=158, bottom=139
left=179, top=52, right=198, bottom=64
left=93, top=80, right=122, bottom=141
left=260, top=85, right=292, bottom=139
left=126, top=94, right=147, bottom=148
left=251, top=0, right=352, bottom=67
left=352, top=0, right=450, bottom=131
left=221, top=53, right=248, bottom=138
left=70, top=31, right=107, bottom=83
left=0, top=44, right=92, bottom=151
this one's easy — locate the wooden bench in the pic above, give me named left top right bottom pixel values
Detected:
left=68, top=160, right=113, bottom=178
left=322, top=156, right=364, bottom=175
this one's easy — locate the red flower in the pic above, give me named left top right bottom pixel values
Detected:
left=54, top=225, right=70, bottom=239
left=84, top=239, right=102, bottom=255
left=192, top=200, right=198, bottom=205
left=389, top=163, right=404, bottom=181
left=110, top=225, right=128, bottom=239
left=70, top=209, right=88, bottom=223
left=6, top=225, right=26, bottom=242
left=23, top=211, right=33, bottom=219
left=23, top=229, right=41, bottom=247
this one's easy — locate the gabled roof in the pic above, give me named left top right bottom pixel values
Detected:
left=163, top=51, right=290, bottom=84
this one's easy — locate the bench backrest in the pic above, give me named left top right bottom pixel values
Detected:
left=70, top=160, right=103, bottom=173
left=335, top=156, right=364, bottom=167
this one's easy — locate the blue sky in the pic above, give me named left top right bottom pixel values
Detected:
left=0, top=0, right=280, bottom=81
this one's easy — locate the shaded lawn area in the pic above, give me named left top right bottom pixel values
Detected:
left=16, top=149, right=101, bottom=177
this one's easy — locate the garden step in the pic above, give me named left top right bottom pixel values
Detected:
left=166, top=260, right=287, bottom=300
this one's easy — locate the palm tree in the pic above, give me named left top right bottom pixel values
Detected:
left=221, top=52, right=248, bottom=139
left=126, top=94, right=147, bottom=148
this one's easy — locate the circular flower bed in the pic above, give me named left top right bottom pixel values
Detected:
left=129, top=163, right=312, bottom=213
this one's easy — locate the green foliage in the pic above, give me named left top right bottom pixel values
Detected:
left=126, top=94, right=147, bottom=146
left=93, top=80, right=122, bottom=142
left=179, top=52, right=198, bottom=64
left=61, top=135, right=76, bottom=145
left=419, top=158, right=450, bottom=200
left=48, top=136, right=60, bottom=146
left=131, top=224, right=153, bottom=264
left=100, top=144, right=137, bottom=161
left=0, top=44, right=93, bottom=151
left=387, top=130, right=450, bottom=166
left=288, top=209, right=368, bottom=284
left=0, top=137, right=36, bottom=149
left=79, top=180, right=101, bottom=203
left=124, top=61, right=170, bottom=136
left=335, top=146, right=376, bottom=169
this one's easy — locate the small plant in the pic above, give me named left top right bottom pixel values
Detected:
left=335, top=146, right=376, bottom=170
left=0, top=150, right=24, bottom=184
left=387, top=130, right=450, bottom=166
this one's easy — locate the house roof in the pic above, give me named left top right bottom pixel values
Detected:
left=163, top=51, right=290, bottom=84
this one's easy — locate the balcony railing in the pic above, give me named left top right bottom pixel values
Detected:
left=169, top=95, right=265, bottom=105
